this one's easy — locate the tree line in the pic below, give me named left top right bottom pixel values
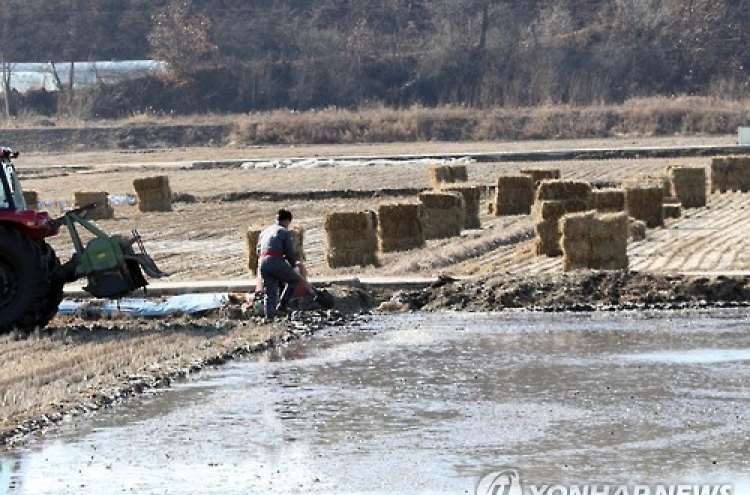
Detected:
left=2, top=0, right=749, bottom=117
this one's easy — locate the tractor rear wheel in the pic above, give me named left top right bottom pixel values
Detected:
left=0, top=226, right=54, bottom=333
left=34, top=241, right=64, bottom=329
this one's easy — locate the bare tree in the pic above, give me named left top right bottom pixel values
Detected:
left=148, top=0, right=217, bottom=81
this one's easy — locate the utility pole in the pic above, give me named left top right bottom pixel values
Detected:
left=1, top=53, right=9, bottom=120
left=1, top=5, right=9, bottom=119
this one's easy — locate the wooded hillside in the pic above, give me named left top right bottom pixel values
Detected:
left=2, top=0, right=749, bottom=114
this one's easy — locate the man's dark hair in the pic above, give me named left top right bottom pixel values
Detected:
left=277, top=209, right=293, bottom=222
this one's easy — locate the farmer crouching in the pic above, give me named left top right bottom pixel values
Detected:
left=257, top=208, right=301, bottom=319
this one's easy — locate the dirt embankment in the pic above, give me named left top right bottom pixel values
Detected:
left=401, top=271, right=750, bottom=312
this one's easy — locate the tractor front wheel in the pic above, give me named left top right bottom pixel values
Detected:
left=0, top=226, right=54, bottom=333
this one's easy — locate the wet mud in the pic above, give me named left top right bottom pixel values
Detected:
left=407, top=271, right=750, bottom=312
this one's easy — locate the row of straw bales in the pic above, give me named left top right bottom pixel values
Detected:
left=55, top=175, right=174, bottom=221
left=320, top=203, right=426, bottom=269
left=317, top=183, right=482, bottom=269
left=560, top=211, right=629, bottom=271
left=427, top=164, right=469, bottom=189
left=490, top=169, right=561, bottom=217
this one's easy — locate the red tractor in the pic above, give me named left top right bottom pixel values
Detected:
left=0, top=147, right=164, bottom=332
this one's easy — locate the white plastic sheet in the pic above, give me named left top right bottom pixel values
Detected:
left=58, top=293, right=230, bottom=317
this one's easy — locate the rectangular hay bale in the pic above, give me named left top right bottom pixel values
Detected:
left=625, top=185, right=664, bottom=228
left=377, top=203, right=425, bottom=253
left=442, top=184, right=482, bottom=229
left=591, top=188, right=625, bottom=212
left=668, top=166, right=706, bottom=208
left=418, top=192, right=464, bottom=240
left=494, top=175, right=534, bottom=216
left=324, top=210, right=378, bottom=268
left=134, top=175, right=172, bottom=212
left=73, top=191, right=114, bottom=220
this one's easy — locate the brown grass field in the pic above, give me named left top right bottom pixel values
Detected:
left=3, top=133, right=750, bottom=445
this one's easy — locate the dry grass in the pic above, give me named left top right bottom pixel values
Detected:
left=4, top=96, right=749, bottom=144
left=0, top=319, right=281, bottom=440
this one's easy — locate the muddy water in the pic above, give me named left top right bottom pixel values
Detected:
left=4, top=310, right=750, bottom=494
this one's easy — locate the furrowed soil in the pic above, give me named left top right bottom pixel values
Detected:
left=3, top=132, right=750, bottom=446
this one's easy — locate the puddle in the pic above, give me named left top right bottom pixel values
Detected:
left=621, top=348, right=750, bottom=364
left=3, top=310, right=750, bottom=494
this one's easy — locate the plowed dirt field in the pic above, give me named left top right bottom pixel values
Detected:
left=16, top=136, right=749, bottom=281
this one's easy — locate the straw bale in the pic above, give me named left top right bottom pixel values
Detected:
left=493, top=175, right=534, bottom=216
left=290, top=227, right=306, bottom=262
left=710, top=156, right=750, bottom=193
left=377, top=203, right=425, bottom=253
left=536, top=180, right=592, bottom=202
left=245, top=228, right=262, bottom=274
left=418, top=192, right=464, bottom=240
left=418, top=191, right=464, bottom=209
left=427, top=166, right=453, bottom=189
left=324, top=209, right=377, bottom=231
left=245, top=224, right=306, bottom=274
left=520, top=168, right=561, bottom=187
left=449, top=165, right=469, bottom=182
left=134, top=175, right=172, bottom=212
left=532, top=197, right=592, bottom=257
left=621, top=173, right=672, bottom=197
left=624, top=185, right=663, bottom=228
left=73, top=191, right=114, bottom=220
left=133, top=175, right=170, bottom=192
left=560, top=211, right=628, bottom=271
left=324, top=210, right=378, bottom=268
left=534, top=220, right=562, bottom=256
left=560, top=210, right=594, bottom=239
left=442, top=184, right=482, bottom=229
left=533, top=199, right=589, bottom=222
left=561, top=239, right=591, bottom=271
left=591, top=188, right=625, bottom=212
left=595, top=212, right=629, bottom=239
left=666, top=166, right=706, bottom=208
left=22, top=190, right=38, bottom=209
left=628, top=218, right=647, bottom=241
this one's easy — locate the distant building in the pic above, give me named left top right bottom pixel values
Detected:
left=0, top=60, right=167, bottom=93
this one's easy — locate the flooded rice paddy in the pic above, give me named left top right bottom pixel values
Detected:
left=3, top=309, right=750, bottom=494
